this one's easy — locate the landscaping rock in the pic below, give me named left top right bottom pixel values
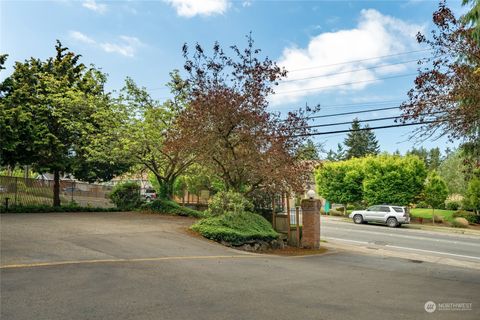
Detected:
left=270, top=239, right=281, bottom=249
left=221, top=238, right=289, bottom=252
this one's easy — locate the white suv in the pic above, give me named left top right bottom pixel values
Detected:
left=348, top=205, right=410, bottom=228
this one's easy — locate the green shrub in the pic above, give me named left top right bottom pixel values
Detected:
left=207, top=191, right=253, bottom=216
left=109, top=182, right=143, bottom=210
left=433, top=214, right=444, bottom=223
left=329, top=209, right=345, bottom=216
left=191, top=211, right=278, bottom=245
left=0, top=204, right=118, bottom=213
left=347, top=204, right=355, bottom=211
left=141, top=198, right=206, bottom=218
left=415, top=201, right=429, bottom=209
left=445, top=200, right=461, bottom=211
left=452, top=210, right=479, bottom=224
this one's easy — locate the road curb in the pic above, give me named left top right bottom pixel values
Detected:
left=322, top=240, right=480, bottom=270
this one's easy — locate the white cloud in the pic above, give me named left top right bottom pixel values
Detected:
left=82, top=0, right=107, bottom=14
left=100, top=36, right=143, bottom=57
left=69, top=31, right=143, bottom=57
left=165, top=0, right=228, bottom=17
left=271, top=9, right=424, bottom=105
left=69, top=31, right=96, bottom=44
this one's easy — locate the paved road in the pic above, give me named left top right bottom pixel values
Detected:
left=321, top=216, right=480, bottom=263
left=1, top=212, right=479, bottom=320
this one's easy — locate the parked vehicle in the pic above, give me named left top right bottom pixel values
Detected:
left=141, top=188, right=157, bottom=202
left=348, top=205, right=410, bottom=228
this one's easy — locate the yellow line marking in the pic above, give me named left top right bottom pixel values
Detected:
left=0, top=255, right=269, bottom=269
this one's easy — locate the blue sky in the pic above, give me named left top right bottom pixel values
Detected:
left=1, top=0, right=468, bottom=155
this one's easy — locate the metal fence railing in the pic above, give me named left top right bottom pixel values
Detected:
left=289, top=207, right=303, bottom=226
left=0, top=176, right=114, bottom=208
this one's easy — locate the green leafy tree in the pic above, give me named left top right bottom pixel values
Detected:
left=362, top=155, right=427, bottom=206
left=424, top=171, right=449, bottom=220
left=207, top=190, right=254, bottom=216
left=172, top=164, right=225, bottom=202
left=0, top=42, right=126, bottom=206
left=315, top=158, right=365, bottom=206
left=344, top=119, right=379, bottom=159
left=464, top=172, right=480, bottom=214
left=104, top=73, right=198, bottom=200
left=438, top=150, right=467, bottom=195
left=462, top=0, right=480, bottom=43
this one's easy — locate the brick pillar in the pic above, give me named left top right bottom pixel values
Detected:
left=301, top=199, right=320, bottom=249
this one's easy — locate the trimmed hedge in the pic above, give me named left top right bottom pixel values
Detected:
left=190, top=211, right=278, bottom=245
left=141, top=198, right=206, bottom=218
left=0, top=204, right=118, bottom=213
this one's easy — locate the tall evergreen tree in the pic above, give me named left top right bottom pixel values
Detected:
left=363, top=124, right=380, bottom=155
left=407, top=147, right=443, bottom=171
left=428, top=148, right=442, bottom=171
left=344, top=119, right=380, bottom=159
left=296, top=139, right=321, bottom=161
left=0, top=42, right=128, bottom=206
left=326, top=143, right=345, bottom=161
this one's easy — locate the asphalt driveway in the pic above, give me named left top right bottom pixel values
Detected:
left=1, top=212, right=479, bottom=320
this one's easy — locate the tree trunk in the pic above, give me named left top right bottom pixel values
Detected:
left=53, top=170, right=61, bottom=207
left=156, top=176, right=175, bottom=200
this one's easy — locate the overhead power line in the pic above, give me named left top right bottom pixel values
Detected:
left=306, top=106, right=401, bottom=120
left=317, top=99, right=403, bottom=109
left=147, top=49, right=431, bottom=91
left=294, top=121, right=439, bottom=137
left=282, top=58, right=422, bottom=83
left=287, top=48, right=431, bottom=73
left=306, top=115, right=403, bottom=129
left=304, top=111, right=444, bottom=129
left=274, top=73, right=418, bottom=95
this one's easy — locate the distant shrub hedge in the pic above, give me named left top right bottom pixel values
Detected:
left=0, top=204, right=118, bottom=213
left=141, top=198, right=206, bottom=218
left=445, top=200, right=461, bottom=211
left=452, top=210, right=479, bottom=224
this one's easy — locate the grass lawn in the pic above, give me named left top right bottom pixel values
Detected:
left=410, top=208, right=456, bottom=221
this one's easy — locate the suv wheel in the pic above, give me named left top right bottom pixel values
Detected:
left=353, top=214, right=364, bottom=224
left=386, top=217, right=398, bottom=228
